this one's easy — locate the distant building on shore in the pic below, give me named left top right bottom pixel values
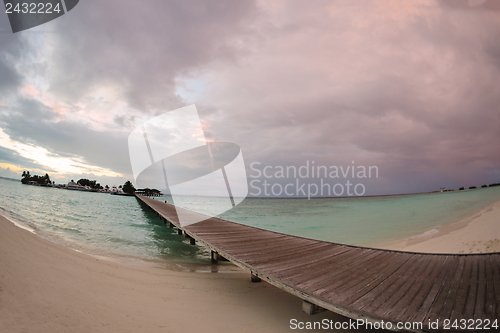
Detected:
left=67, top=181, right=91, bottom=191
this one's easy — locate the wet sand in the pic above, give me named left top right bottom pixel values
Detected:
left=0, top=214, right=352, bottom=333
left=384, top=199, right=500, bottom=254
left=3, top=198, right=498, bottom=332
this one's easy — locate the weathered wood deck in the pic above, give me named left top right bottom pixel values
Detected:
left=136, top=194, right=499, bottom=332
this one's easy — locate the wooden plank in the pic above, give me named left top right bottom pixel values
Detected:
left=326, top=251, right=405, bottom=303
left=259, top=245, right=350, bottom=274
left=199, top=232, right=286, bottom=246
left=226, top=234, right=315, bottom=252
left=207, top=234, right=289, bottom=249
left=245, top=243, right=332, bottom=267
left=296, top=253, right=378, bottom=294
left=306, top=251, right=392, bottom=303
left=411, top=255, right=458, bottom=324
left=382, top=255, right=443, bottom=321
left=304, top=250, right=386, bottom=295
left=490, top=254, right=500, bottom=320
left=187, top=229, right=261, bottom=237
left=283, top=248, right=367, bottom=285
left=364, top=255, right=429, bottom=315
left=189, top=222, right=258, bottom=229
left=458, top=257, right=479, bottom=321
left=136, top=196, right=499, bottom=332
left=219, top=237, right=307, bottom=255
left=192, top=229, right=265, bottom=238
left=427, top=256, right=465, bottom=322
left=328, top=250, right=411, bottom=307
left=348, top=254, right=420, bottom=311
left=188, top=222, right=256, bottom=230
left=187, top=218, right=235, bottom=226
left=473, top=256, right=486, bottom=321
left=443, top=256, right=473, bottom=322
left=396, top=255, right=448, bottom=323
left=229, top=239, right=320, bottom=261
left=286, top=249, right=377, bottom=294
left=268, top=246, right=355, bottom=279
left=483, top=255, right=496, bottom=320
left=317, top=251, right=394, bottom=301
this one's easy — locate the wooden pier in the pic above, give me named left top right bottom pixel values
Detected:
left=136, top=194, right=499, bottom=332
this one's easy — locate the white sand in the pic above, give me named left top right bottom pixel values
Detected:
left=384, top=199, right=500, bottom=254
left=0, top=215, right=349, bottom=333
left=3, top=199, right=498, bottom=332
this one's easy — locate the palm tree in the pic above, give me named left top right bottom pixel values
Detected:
left=122, top=181, right=136, bottom=194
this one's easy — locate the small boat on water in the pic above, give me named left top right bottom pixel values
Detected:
left=110, top=186, right=126, bottom=195
left=67, top=181, right=91, bottom=191
left=109, top=185, right=134, bottom=196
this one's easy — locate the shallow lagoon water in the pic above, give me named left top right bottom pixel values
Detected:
left=1, top=177, right=499, bottom=264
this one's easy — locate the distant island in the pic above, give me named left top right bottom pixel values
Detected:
left=433, top=183, right=499, bottom=193
left=20, top=171, right=138, bottom=196
left=21, top=171, right=53, bottom=186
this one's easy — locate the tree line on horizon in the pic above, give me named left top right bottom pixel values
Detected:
left=458, top=183, right=500, bottom=191
left=21, top=171, right=52, bottom=185
left=21, top=171, right=136, bottom=194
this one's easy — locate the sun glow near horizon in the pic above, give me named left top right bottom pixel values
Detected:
left=0, top=128, right=123, bottom=180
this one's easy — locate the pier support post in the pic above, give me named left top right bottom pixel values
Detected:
left=183, top=231, right=196, bottom=245
left=177, top=228, right=183, bottom=235
left=302, top=301, right=326, bottom=315
left=169, top=222, right=173, bottom=228
left=251, top=273, right=261, bottom=283
left=211, top=251, right=228, bottom=262
left=211, top=251, right=218, bottom=263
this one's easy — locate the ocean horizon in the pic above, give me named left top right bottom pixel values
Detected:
left=1, top=176, right=500, bottom=267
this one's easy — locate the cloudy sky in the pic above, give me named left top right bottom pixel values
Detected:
left=0, top=0, right=499, bottom=195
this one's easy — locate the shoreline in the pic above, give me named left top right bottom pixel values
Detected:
left=0, top=214, right=352, bottom=333
left=0, top=207, right=251, bottom=274
left=1, top=198, right=498, bottom=332
left=381, top=198, right=500, bottom=254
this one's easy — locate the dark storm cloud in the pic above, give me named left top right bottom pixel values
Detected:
left=0, top=60, right=21, bottom=94
left=47, top=0, right=259, bottom=111
left=0, top=0, right=259, bottom=181
left=0, top=15, right=24, bottom=95
left=194, top=1, right=500, bottom=193
left=0, top=1, right=499, bottom=194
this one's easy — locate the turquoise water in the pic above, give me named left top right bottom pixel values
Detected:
left=1, top=177, right=500, bottom=265
left=169, top=187, right=500, bottom=247
left=0, top=177, right=211, bottom=264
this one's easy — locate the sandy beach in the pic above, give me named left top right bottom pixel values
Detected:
left=0, top=215, right=348, bottom=333
left=1, top=199, right=499, bottom=332
left=384, top=198, right=500, bottom=254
